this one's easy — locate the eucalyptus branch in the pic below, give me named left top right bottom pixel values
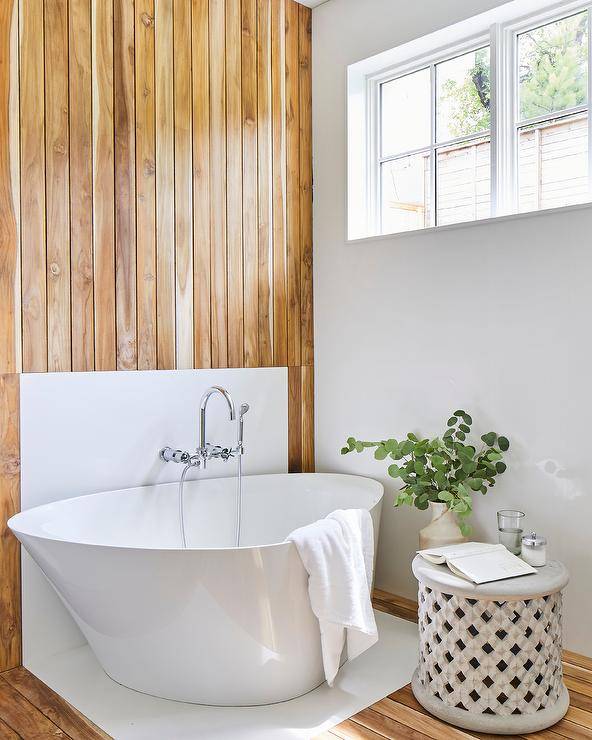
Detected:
left=341, top=410, right=510, bottom=536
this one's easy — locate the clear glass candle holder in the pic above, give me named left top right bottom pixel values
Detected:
left=497, top=509, right=525, bottom=555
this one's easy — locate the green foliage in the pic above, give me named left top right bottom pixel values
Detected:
left=441, top=13, right=588, bottom=138
left=440, top=49, right=491, bottom=138
left=341, top=410, right=510, bottom=536
left=519, top=13, right=588, bottom=120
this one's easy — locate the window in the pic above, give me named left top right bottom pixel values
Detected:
left=517, top=12, right=589, bottom=212
left=348, top=0, right=592, bottom=239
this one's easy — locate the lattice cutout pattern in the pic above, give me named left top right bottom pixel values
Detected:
left=417, top=584, right=563, bottom=716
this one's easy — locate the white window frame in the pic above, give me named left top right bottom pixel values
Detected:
left=355, top=0, right=592, bottom=239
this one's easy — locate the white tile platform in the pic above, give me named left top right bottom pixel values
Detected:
left=27, top=611, right=418, bottom=740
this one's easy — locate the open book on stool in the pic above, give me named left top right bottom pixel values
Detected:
left=417, top=542, right=537, bottom=584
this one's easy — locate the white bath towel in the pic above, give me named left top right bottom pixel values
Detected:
left=287, top=509, right=378, bottom=686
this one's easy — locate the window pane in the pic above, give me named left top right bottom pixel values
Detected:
left=380, top=153, right=431, bottom=234
left=518, top=12, right=589, bottom=122
left=381, top=68, right=431, bottom=157
left=519, top=113, right=589, bottom=213
left=436, top=47, right=490, bottom=142
left=436, top=138, right=491, bottom=226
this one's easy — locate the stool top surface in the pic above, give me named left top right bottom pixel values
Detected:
left=412, top=556, right=569, bottom=601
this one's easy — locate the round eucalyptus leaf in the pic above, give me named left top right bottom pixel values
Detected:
left=481, top=432, right=497, bottom=447
left=388, top=464, right=403, bottom=478
left=498, top=436, right=510, bottom=451
left=400, top=440, right=415, bottom=455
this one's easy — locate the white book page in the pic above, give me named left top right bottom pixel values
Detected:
left=417, top=541, right=503, bottom=565
left=447, top=548, right=536, bottom=584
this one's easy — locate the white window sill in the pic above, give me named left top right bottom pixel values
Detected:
left=345, top=201, right=592, bottom=246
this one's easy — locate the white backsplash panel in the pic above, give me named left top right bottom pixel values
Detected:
left=20, top=368, right=288, bottom=665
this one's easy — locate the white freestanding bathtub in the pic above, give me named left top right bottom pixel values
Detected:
left=9, top=473, right=383, bottom=706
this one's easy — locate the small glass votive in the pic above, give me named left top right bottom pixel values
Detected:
left=497, top=509, right=525, bottom=555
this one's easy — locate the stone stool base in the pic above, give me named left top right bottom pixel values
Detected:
left=412, top=670, right=569, bottom=734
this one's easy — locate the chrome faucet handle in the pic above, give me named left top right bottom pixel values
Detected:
left=159, top=447, right=202, bottom=467
left=197, top=443, right=239, bottom=462
left=160, top=447, right=190, bottom=464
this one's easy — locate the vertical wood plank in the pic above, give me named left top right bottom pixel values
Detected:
left=271, top=0, right=287, bottom=367
left=155, top=0, right=175, bottom=369
left=135, top=0, right=157, bottom=370
left=174, top=0, right=194, bottom=369
left=69, top=0, right=94, bottom=372
left=0, top=0, right=19, bottom=374
left=285, top=0, right=300, bottom=368
left=192, top=0, right=211, bottom=368
left=45, top=0, right=71, bottom=372
left=92, top=0, right=116, bottom=370
left=301, top=364, right=314, bottom=472
left=0, top=375, right=21, bottom=671
left=226, top=0, right=243, bottom=368
left=20, top=0, right=47, bottom=373
left=242, top=0, right=259, bottom=367
left=299, top=4, right=313, bottom=368
left=9, top=0, right=21, bottom=375
left=0, top=15, right=18, bottom=638
left=209, top=0, right=228, bottom=368
left=114, top=0, right=137, bottom=370
left=257, top=0, right=273, bottom=367
left=288, top=365, right=302, bottom=472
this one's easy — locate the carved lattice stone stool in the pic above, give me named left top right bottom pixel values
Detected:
left=411, top=556, right=569, bottom=734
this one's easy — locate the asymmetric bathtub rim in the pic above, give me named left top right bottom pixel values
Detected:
left=9, top=472, right=383, bottom=551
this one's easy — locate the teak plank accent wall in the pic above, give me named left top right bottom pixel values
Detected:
left=0, top=0, right=313, bottom=672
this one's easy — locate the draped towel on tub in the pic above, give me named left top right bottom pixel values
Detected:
left=286, top=509, right=378, bottom=686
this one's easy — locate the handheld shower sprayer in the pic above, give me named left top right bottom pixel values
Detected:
left=238, top=403, right=250, bottom=451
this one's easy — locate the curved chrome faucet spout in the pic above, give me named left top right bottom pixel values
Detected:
left=199, top=386, right=236, bottom=456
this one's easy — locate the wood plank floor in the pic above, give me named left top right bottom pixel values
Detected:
left=317, top=592, right=592, bottom=740
left=0, top=667, right=109, bottom=739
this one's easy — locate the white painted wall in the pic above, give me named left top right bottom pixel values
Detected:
left=20, top=368, right=288, bottom=664
left=313, top=0, right=592, bottom=654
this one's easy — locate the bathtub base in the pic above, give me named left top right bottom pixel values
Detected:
left=107, top=670, right=327, bottom=707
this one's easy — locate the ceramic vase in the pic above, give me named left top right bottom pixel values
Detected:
left=419, top=501, right=466, bottom=550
